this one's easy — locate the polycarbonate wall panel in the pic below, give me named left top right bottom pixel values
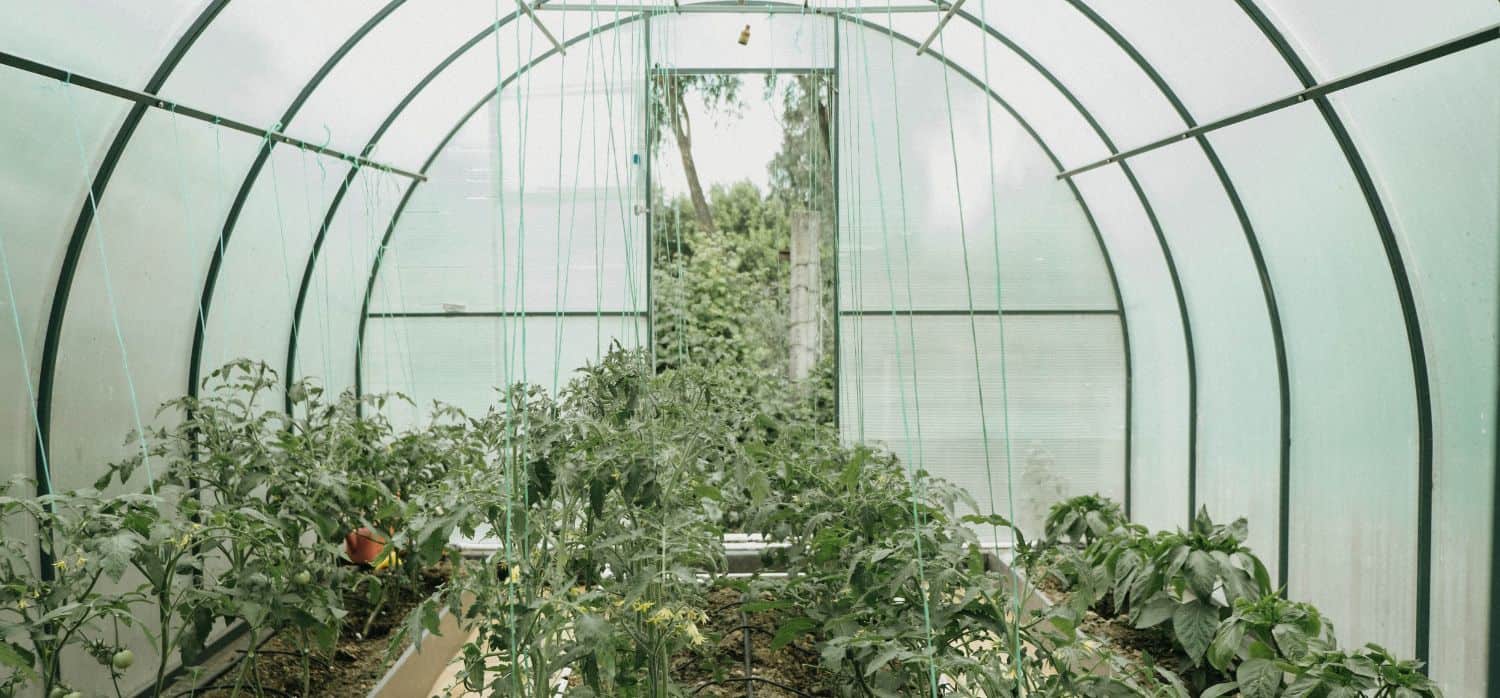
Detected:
left=364, top=315, right=645, bottom=427
left=156, top=0, right=385, bottom=131
left=368, top=31, right=646, bottom=315
left=0, top=0, right=200, bottom=88
left=291, top=169, right=406, bottom=396
left=1128, top=141, right=1282, bottom=578
left=280, top=0, right=507, bottom=162
left=1209, top=102, right=1419, bottom=655
left=199, top=144, right=349, bottom=407
left=1257, top=0, right=1500, bottom=79
left=1069, top=168, right=1190, bottom=534
left=876, top=14, right=1108, bottom=169
left=836, top=19, right=1127, bottom=543
left=835, top=21, right=1117, bottom=312
left=962, top=0, right=1184, bottom=148
left=0, top=70, right=130, bottom=689
left=49, top=111, right=259, bottom=490
left=1334, top=46, right=1499, bottom=694
left=839, top=315, right=1125, bottom=541
left=1079, top=0, right=1297, bottom=123
left=0, top=76, right=124, bottom=493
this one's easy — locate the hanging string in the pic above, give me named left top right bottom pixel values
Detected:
left=490, top=0, right=523, bottom=692
left=0, top=229, right=51, bottom=494
left=968, top=0, right=1027, bottom=678
left=61, top=77, right=154, bottom=493
left=849, top=4, right=938, bottom=693
left=167, top=105, right=212, bottom=372
left=294, top=142, right=335, bottom=386
left=209, top=117, right=231, bottom=370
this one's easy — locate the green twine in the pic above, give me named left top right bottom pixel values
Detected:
left=969, top=0, right=1028, bottom=681
left=62, top=78, right=154, bottom=494
left=849, top=1, right=938, bottom=693
left=0, top=229, right=51, bottom=494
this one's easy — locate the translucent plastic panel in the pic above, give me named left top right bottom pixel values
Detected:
left=50, top=111, right=261, bottom=490
left=1069, top=168, right=1191, bottom=533
left=1258, top=0, right=1500, bottom=79
left=835, top=20, right=1117, bottom=312
left=0, top=0, right=200, bottom=87
left=1129, top=141, right=1282, bottom=576
left=0, top=75, right=124, bottom=495
left=1080, top=0, right=1299, bottom=123
left=281, top=0, right=507, bottom=161
left=363, top=315, right=645, bottom=428
left=200, top=143, right=348, bottom=407
left=382, top=11, right=653, bottom=168
left=41, top=111, right=268, bottom=697
left=291, top=169, right=407, bottom=396
left=877, top=13, right=1110, bottom=168
left=958, top=0, right=1187, bottom=148
left=369, top=35, right=647, bottom=315
left=1334, top=46, right=1499, bottom=694
left=839, top=314, right=1126, bottom=543
left=159, top=0, right=383, bottom=130
left=1209, top=103, right=1419, bottom=655
left=651, top=12, right=834, bottom=69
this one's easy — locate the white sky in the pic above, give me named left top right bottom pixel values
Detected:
left=656, top=80, right=782, bottom=195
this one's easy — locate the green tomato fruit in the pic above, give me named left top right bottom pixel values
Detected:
left=65, top=692, right=84, bottom=698
left=50, top=688, right=68, bottom=698
left=293, top=570, right=313, bottom=585
left=111, top=649, right=134, bottom=670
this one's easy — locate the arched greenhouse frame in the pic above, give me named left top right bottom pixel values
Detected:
left=1, top=0, right=1496, bottom=695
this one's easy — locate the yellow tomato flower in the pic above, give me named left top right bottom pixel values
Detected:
left=631, top=600, right=655, bottom=614
left=683, top=621, right=705, bottom=646
left=647, top=608, right=674, bottom=625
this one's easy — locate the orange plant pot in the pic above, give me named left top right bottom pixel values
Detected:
left=345, top=527, right=388, bottom=566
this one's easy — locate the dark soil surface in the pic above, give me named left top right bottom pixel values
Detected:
left=671, top=585, right=835, bottom=697
left=195, top=564, right=449, bottom=698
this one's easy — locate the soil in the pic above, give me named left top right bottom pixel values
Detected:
left=670, top=585, right=835, bottom=697
left=194, top=563, right=450, bottom=698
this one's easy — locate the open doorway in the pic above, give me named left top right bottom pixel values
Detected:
left=649, top=70, right=837, bottom=425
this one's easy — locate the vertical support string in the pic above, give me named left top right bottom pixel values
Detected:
left=61, top=77, right=154, bottom=493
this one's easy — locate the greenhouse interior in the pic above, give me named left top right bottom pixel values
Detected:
left=1, top=0, right=1497, bottom=696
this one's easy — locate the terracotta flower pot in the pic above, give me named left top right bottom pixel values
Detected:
left=345, top=527, right=388, bottom=566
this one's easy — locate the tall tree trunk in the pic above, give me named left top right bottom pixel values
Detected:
left=668, top=78, right=715, bottom=232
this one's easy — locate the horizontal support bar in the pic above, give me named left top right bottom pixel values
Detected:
left=1058, top=22, right=1499, bottom=179
left=369, top=310, right=647, bottom=318
left=538, top=2, right=941, bottom=12
left=0, top=50, right=428, bottom=181
left=839, top=308, right=1120, bottom=317
left=650, top=66, right=834, bottom=75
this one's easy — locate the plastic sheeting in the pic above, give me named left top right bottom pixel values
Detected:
left=1, top=0, right=1496, bottom=693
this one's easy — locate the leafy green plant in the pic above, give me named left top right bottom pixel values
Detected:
left=1202, top=643, right=1442, bottom=698
left=1207, top=593, right=1335, bottom=675
left=1043, top=493, right=1127, bottom=547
